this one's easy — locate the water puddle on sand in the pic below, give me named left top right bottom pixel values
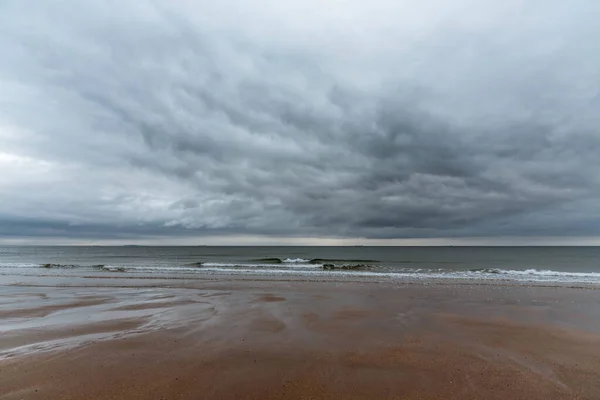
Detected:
left=0, top=286, right=226, bottom=359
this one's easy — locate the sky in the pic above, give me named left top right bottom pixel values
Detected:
left=1, top=0, right=600, bottom=245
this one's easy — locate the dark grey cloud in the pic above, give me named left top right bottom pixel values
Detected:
left=1, top=0, right=600, bottom=243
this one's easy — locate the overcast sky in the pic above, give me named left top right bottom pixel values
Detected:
left=1, top=0, right=599, bottom=245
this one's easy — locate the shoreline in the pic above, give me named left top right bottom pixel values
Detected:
left=4, top=245, right=600, bottom=285
left=3, top=270, right=600, bottom=292
left=2, top=275, right=600, bottom=399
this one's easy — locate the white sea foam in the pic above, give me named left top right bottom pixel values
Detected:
left=0, top=263, right=40, bottom=268
left=3, top=261, right=600, bottom=285
left=107, top=265, right=600, bottom=284
left=471, top=268, right=600, bottom=278
left=202, top=262, right=320, bottom=269
left=506, top=269, right=600, bottom=278
left=101, top=265, right=127, bottom=272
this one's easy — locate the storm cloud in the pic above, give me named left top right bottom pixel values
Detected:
left=1, top=0, right=600, bottom=243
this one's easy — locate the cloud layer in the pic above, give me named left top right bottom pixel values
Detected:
left=1, top=0, right=600, bottom=242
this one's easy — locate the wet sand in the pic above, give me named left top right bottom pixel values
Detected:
left=1, top=275, right=600, bottom=399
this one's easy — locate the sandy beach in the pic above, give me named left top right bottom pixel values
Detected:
left=1, top=274, right=600, bottom=399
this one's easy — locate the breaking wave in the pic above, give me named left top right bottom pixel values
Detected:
left=470, top=268, right=600, bottom=278
left=283, top=258, right=311, bottom=263
left=308, top=258, right=380, bottom=264
left=1, top=262, right=599, bottom=284
left=105, top=266, right=600, bottom=284
left=40, top=263, right=106, bottom=269
left=252, top=258, right=284, bottom=264
left=202, top=262, right=321, bottom=269
left=250, top=258, right=312, bottom=264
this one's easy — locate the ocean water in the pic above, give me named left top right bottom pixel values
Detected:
left=1, top=246, right=600, bottom=284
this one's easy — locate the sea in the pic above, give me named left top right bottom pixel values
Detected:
left=1, top=246, right=600, bottom=285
